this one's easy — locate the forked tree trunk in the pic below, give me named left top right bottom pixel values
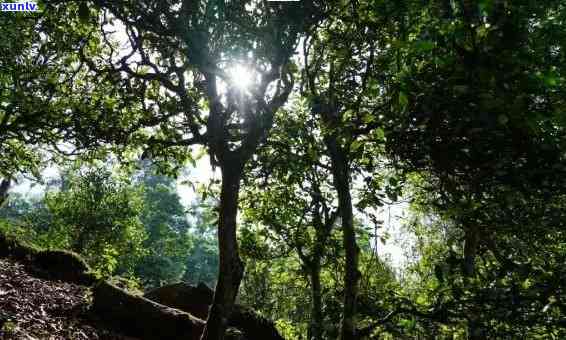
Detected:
left=325, top=137, right=359, bottom=340
left=200, top=165, right=245, bottom=340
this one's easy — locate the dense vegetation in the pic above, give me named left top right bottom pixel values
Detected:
left=1, top=0, right=565, bottom=339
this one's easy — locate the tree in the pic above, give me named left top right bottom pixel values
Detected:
left=242, top=99, right=340, bottom=340
left=385, top=0, right=566, bottom=264
left=0, top=193, right=33, bottom=222
left=380, top=0, right=566, bottom=336
left=45, top=164, right=147, bottom=276
left=300, top=2, right=394, bottom=337
left=131, top=164, right=193, bottom=288
left=71, top=2, right=328, bottom=336
left=183, top=200, right=219, bottom=287
left=0, top=3, right=134, bottom=192
left=392, top=177, right=566, bottom=338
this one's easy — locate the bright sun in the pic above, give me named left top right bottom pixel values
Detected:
left=228, top=64, right=253, bottom=90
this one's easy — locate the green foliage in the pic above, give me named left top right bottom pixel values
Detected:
left=43, top=165, right=147, bottom=276
left=130, top=165, right=192, bottom=287
left=129, top=162, right=219, bottom=289
left=183, top=221, right=219, bottom=287
left=239, top=256, right=312, bottom=338
left=0, top=162, right=221, bottom=290
left=2, top=0, right=566, bottom=338
left=0, top=2, right=135, bottom=180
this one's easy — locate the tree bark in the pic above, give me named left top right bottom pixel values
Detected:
left=0, top=179, right=10, bottom=207
left=463, top=224, right=479, bottom=277
left=324, top=137, right=359, bottom=340
left=309, top=263, right=324, bottom=340
left=200, top=165, right=245, bottom=340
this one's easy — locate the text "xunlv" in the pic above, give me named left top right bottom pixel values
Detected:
left=1, top=2, right=38, bottom=12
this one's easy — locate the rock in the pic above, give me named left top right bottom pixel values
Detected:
left=0, top=233, right=39, bottom=262
left=144, top=282, right=214, bottom=320
left=92, top=281, right=204, bottom=340
left=145, top=283, right=284, bottom=340
left=0, top=232, right=96, bottom=286
left=32, top=249, right=97, bottom=285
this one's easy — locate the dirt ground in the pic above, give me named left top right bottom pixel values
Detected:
left=0, top=258, right=138, bottom=340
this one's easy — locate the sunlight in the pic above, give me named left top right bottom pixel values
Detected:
left=228, top=64, right=254, bottom=91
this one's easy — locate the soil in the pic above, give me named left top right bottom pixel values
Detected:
left=0, top=257, right=139, bottom=340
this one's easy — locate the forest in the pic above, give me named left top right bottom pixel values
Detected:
left=0, top=0, right=565, bottom=339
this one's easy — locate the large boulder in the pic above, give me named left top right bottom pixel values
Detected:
left=0, top=232, right=39, bottom=261
left=145, top=283, right=284, bottom=340
left=92, top=281, right=204, bottom=340
left=144, top=282, right=214, bottom=320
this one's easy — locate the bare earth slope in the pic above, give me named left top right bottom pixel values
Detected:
left=0, top=257, right=137, bottom=340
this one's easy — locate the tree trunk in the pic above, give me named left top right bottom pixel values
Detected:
left=309, top=263, right=324, bottom=340
left=463, top=224, right=479, bottom=277
left=200, top=165, right=245, bottom=340
left=325, top=137, right=359, bottom=340
left=0, top=179, right=10, bottom=207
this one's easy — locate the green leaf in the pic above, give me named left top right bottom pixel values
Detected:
left=373, top=127, right=385, bottom=141
left=414, top=40, right=435, bottom=53
left=362, top=113, right=376, bottom=124
left=399, top=91, right=409, bottom=111
left=543, top=73, right=559, bottom=87
left=351, top=140, right=363, bottom=153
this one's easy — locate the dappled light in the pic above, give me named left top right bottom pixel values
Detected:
left=1, top=1, right=566, bottom=339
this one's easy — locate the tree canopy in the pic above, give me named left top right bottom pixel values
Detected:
left=1, top=1, right=566, bottom=339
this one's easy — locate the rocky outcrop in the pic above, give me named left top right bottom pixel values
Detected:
left=145, top=283, right=284, bottom=340
left=0, top=232, right=96, bottom=285
left=92, top=281, right=204, bottom=340
left=0, top=231, right=274, bottom=340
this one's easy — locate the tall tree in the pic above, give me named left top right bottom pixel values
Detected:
left=131, top=163, right=193, bottom=288
left=385, top=0, right=566, bottom=275
left=74, top=1, right=328, bottom=338
left=242, top=100, right=339, bottom=340
left=381, top=0, right=566, bottom=337
left=45, top=164, right=147, bottom=276
left=300, top=2, right=394, bottom=337
left=183, top=200, right=219, bottom=287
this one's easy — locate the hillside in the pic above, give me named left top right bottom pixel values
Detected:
left=0, top=257, right=137, bottom=339
left=0, top=230, right=284, bottom=340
